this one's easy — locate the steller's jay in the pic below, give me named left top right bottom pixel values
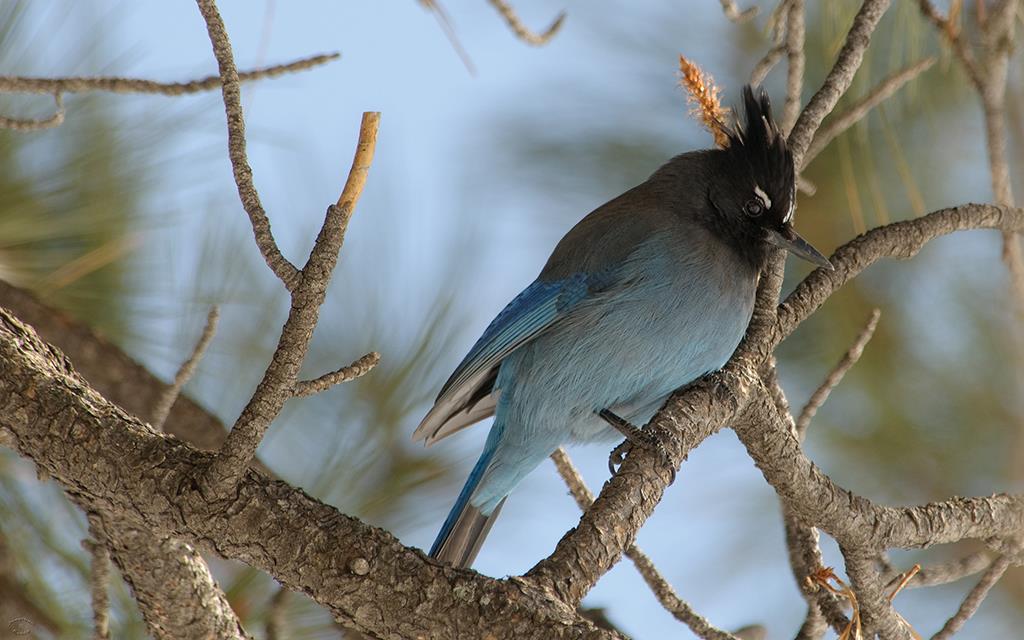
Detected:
left=414, top=86, right=831, bottom=568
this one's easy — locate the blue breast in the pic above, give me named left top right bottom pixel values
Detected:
left=468, top=230, right=757, bottom=512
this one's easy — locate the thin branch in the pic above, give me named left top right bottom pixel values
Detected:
left=782, top=0, right=805, bottom=135
left=884, top=551, right=991, bottom=591
left=0, top=92, right=63, bottom=131
left=486, top=0, right=565, bottom=46
left=776, top=204, right=1024, bottom=343
left=195, top=0, right=300, bottom=289
left=0, top=53, right=338, bottom=96
left=789, top=0, right=893, bottom=170
left=795, top=308, right=880, bottom=437
left=931, top=554, right=1013, bottom=640
left=204, top=112, right=380, bottom=494
left=750, top=45, right=786, bottom=86
left=151, top=306, right=220, bottom=430
left=549, top=448, right=740, bottom=640
left=293, top=351, right=379, bottom=397
left=917, top=0, right=983, bottom=90
left=719, top=0, right=758, bottom=22
left=83, top=520, right=111, bottom=640
left=802, top=57, right=936, bottom=168
left=419, top=0, right=477, bottom=75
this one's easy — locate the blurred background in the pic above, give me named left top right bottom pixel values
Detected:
left=0, top=0, right=1022, bottom=637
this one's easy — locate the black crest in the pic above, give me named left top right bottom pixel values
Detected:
left=722, top=86, right=795, bottom=230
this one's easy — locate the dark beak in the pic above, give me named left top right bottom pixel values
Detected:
left=767, top=224, right=833, bottom=270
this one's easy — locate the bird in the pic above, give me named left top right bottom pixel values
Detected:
left=413, top=85, right=831, bottom=569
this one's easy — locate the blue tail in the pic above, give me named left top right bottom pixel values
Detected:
left=429, top=440, right=506, bottom=568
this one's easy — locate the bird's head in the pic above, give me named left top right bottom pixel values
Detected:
left=708, top=85, right=832, bottom=270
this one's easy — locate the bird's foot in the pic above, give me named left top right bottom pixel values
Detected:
left=599, top=409, right=676, bottom=484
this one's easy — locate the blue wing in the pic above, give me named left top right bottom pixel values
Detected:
left=413, top=273, right=595, bottom=445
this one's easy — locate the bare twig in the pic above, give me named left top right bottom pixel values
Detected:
left=0, top=53, right=338, bottom=96
left=549, top=448, right=740, bottom=640
left=486, top=0, right=565, bottom=46
left=419, top=0, right=477, bottom=74
left=151, top=306, right=220, bottom=430
left=719, top=0, right=758, bottom=22
left=885, top=551, right=991, bottom=591
left=789, top=0, right=893, bottom=170
left=795, top=308, right=880, bottom=437
left=205, top=112, right=380, bottom=493
left=195, top=0, right=300, bottom=289
left=917, top=0, right=983, bottom=90
left=782, top=0, right=805, bottom=134
left=931, top=554, right=1013, bottom=640
left=803, top=57, right=936, bottom=167
left=0, top=92, right=63, bottom=131
left=83, top=520, right=111, bottom=640
left=750, top=45, right=786, bottom=86
left=293, top=351, right=379, bottom=397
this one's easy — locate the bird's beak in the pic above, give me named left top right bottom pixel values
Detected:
left=767, top=224, right=833, bottom=270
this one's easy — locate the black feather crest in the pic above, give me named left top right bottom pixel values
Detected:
left=723, top=86, right=795, bottom=226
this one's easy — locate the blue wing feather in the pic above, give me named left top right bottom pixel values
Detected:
left=413, top=272, right=596, bottom=444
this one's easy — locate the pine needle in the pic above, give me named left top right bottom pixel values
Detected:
left=678, top=54, right=730, bottom=148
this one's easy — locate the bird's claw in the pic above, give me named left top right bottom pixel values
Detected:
left=599, top=409, right=676, bottom=484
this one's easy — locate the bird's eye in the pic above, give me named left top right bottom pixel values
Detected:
left=743, top=198, right=764, bottom=217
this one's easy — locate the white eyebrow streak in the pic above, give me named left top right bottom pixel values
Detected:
left=753, top=185, right=772, bottom=208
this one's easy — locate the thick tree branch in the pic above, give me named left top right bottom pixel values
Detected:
left=0, top=280, right=272, bottom=473
left=736, top=383, right=1024, bottom=552
left=0, top=307, right=617, bottom=639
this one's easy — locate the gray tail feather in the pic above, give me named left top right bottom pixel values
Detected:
left=430, top=498, right=506, bottom=569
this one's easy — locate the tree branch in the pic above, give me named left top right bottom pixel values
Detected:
left=0, top=53, right=338, bottom=96
left=293, top=351, right=380, bottom=397
left=802, top=57, right=936, bottom=168
left=151, top=306, right=220, bottom=430
left=789, top=0, right=892, bottom=170
left=931, top=554, right=1014, bottom=640
left=0, top=92, right=64, bottom=131
left=204, top=112, right=380, bottom=494
left=795, top=308, right=880, bottom=436
left=486, top=0, right=565, bottom=46
left=549, top=448, right=741, bottom=640
left=195, top=0, right=300, bottom=288
left=0, top=307, right=618, bottom=639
